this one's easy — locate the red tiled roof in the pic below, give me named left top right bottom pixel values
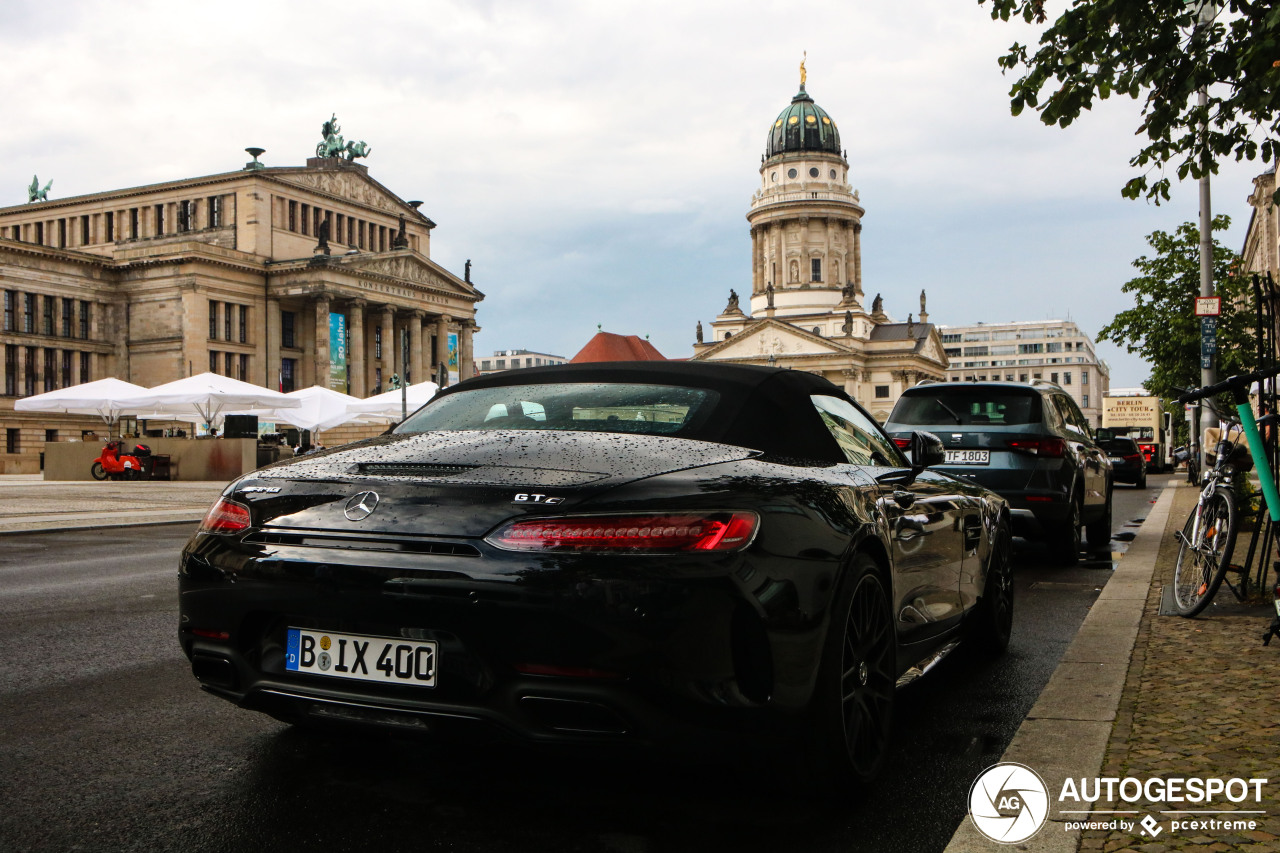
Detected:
left=569, top=332, right=667, bottom=363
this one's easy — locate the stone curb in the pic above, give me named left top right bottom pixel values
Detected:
left=0, top=516, right=204, bottom=536
left=943, top=480, right=1178, bottom=853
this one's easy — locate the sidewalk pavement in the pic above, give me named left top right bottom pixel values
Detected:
left=948, top=479, right=1280, bottom=852
left=0, top=474, right=224, bottom=534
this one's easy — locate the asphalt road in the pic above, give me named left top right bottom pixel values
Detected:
left=0, top=479, right=1164, bottom=853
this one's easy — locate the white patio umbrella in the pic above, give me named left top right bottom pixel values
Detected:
left=348, top=382, right=440, bottom=421
left=13, top=377, right=150, bottom=427
left=125, top=372, right=300, bottom=428
left=264, top=386, right=382, bottom=433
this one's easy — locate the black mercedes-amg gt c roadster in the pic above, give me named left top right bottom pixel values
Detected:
left=179, top=362, right=1012, bottom=784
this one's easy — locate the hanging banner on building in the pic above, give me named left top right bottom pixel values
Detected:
left=329, top=312, right=347, bottom=392
left=448, top=332, right=460, bottom=386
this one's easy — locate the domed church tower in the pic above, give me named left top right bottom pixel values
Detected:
left=748, top=68, right=865, bottom=319
left=691, top=61, right=946, bottom=421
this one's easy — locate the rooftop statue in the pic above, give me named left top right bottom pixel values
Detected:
left=316, top=114, right=371, bottom=161
left=27, top=175, right=51, bottom=203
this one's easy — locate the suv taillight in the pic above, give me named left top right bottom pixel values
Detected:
left=1006, top=437, right=1066, bottom=458
left=892, top=438, right=912, bottom=450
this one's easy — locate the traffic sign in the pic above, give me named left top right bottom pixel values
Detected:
left=1195, top=296, right=1221, bottom=316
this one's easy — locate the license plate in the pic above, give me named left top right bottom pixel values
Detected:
left=944, top=450, right=989, bottom=465
left=286, top=628, right=437, bottom=687
left=1108, top=456, right=1125, bottom=463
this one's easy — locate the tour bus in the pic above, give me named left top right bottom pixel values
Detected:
left=1102, top=392, right=1171, bottom=472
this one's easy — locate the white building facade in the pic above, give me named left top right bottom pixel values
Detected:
left=477, top=349, right=567, bottom=374
left=938, top=320, right=1111, bottom=426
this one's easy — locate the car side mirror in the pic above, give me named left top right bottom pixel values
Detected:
left=910, top=431, right=945, bottom=470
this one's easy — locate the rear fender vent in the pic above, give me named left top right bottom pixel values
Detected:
left=352, top=463, right=478, bottom=477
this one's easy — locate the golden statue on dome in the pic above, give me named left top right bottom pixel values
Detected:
left=800, top=52, right=807, bottom=86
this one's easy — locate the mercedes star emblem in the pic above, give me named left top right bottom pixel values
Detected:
left=344, top=491, right=380, bottom=521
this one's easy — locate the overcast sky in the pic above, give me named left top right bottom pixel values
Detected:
left=0, top=0, right=1269, bottom=388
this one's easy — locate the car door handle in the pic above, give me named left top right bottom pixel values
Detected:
left=892, top=490, right=916, bottom=508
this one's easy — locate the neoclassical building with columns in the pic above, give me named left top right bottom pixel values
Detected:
left=691, top=73, right=946, bottom=421
left=0, top=133, right=481, bottom=471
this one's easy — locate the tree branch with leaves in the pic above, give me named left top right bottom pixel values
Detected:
left=1098, top=215, right=1251, bottom=401
left=979, top=0, right=1280, bottom=202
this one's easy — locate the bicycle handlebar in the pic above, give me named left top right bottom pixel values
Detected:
left=1175, top=363, right=1280, bottom=405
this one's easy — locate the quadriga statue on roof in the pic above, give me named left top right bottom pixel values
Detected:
left=316, top=114, right=371, bottom=161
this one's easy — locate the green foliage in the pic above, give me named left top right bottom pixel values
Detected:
left=1097, top=215, right=1251, bottom=400
left=979, top=0, right=1280, bottom=203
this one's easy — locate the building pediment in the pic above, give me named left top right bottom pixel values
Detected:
left=270, top=169, right=420, bottom=219
left=918, top=334, right=945, bottom=363
left=697, top=319, right=852, bottom=360
left=343, top=252, right=477, bottom=298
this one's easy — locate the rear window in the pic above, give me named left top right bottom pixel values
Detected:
left=891, top=388, right=1043, bottom=427
left=1101, top=438, right=1140, bottom=454
left=395, top=382, right=716, bottom=437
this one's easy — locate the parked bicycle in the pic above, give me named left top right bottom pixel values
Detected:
left=1172, top=367, right=1280, bottom=617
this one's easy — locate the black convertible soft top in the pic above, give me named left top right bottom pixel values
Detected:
left=436, top=361, right=860, bottom=464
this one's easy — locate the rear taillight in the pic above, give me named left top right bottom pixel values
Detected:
left=1006, top=437, right=1066, bottom=458
left=892, top=438, right=912, bottom=450
left=199, top=498, right=251, bottom=534
left=486, top=511, right=759, bottom=553
left=1123, top=453, right=1142, bottom=462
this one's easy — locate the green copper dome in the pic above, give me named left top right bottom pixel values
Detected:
left=765, top=84, right=841, bottom=158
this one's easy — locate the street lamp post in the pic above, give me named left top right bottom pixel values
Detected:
left=1189, top=0, right=1222, bottom=468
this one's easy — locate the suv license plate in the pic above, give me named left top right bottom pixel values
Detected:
left=286, top=628, right=437, bottom=687
left=944, top=450, right=989, bottom=465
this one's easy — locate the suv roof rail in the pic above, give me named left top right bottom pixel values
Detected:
left=1030, top=378, right=1064, bottom=390
left=914, top=378, right=935, bottom=386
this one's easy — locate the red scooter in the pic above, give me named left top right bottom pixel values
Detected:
left=91, top=440, right=148, bottom=480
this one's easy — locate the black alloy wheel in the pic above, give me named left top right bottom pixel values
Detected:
left=1054, top=496, right=1082, bottom=566
left=975, top=523, right=1014, bottom=654
left=1085, top=487, right=1113, bottom=549
left=804, top=554, right=896, bottom=787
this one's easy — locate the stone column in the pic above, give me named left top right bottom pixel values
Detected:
left=435, top=314, right=451, bottom=381
left=409, top=309, right=424, bottom=385
left=265, top=298, right=281, bottom=390
left=747, top=224, right=757, bottom=294
left=348, top=299, right=366, bottom=397
left=379, top=306, right=395, bottom=390
left=852, top=222, right=863, bottom=291
left=460, top=321, right=475, bottom=380
left=313, top=294, right=331, bottom=391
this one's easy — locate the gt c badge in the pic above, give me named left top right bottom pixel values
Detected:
left=344, top=491, right=380, bottom=521
left=513, top=493, right=564, bottom=505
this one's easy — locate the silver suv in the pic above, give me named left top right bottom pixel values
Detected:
left=884, top=381, right=1112, bottom=565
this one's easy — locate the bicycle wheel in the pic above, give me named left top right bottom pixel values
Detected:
left=1171, top=487, right=1238, bottom=617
